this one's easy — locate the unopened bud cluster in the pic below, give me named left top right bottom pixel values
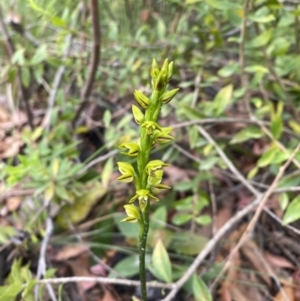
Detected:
left=117, top=59, right=178, bottom=223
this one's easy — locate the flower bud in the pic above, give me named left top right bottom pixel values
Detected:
left=153, top=127, right=174, bottom=144
left=154, top=132, right=174, bottom=144
left=146, top=160, right=169, bottom=176
left=121, top=204, right=139, bottom=223
left=151, top=59, right=159, bottom=78
left=142, top=121, right=162, bottom=135
left=134, top=90, right=150, bottom=109
left=129, top=189, right=159, bottom=205
left=151, top=183, right=171, bottom=194
left=167, top=61, right=173, bottom=81
left=132, top=105, right=144, bottom=125
left=117, top=161, right=135, bottom=183
left=119, top=142, right=140, bottom=157
left=160, top=88, right=179, bottom=104
left=153, top=72, right=164, bottom=91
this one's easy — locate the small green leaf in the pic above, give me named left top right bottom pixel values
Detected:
left=116, top=114, right=132, bottom=129
left=192, top=274, right=213, bottom=301
left=174, top=181, right=193, bottom=191
left=0, top=284, right=24, bottom=301
left=102, top=157, right=113, bottom=188
left=180, top=105, right=205, bottom=119
left=151, top=206, right=167, bottom=229
left=55, top=185, right=70, bottom=201
left=248, top=29, right=273, bottom=48
left=213, top=84, right=233, bottom=116
left=249, top=14, right=275, bottom=23
left=278, top=173, right=300, bottom=188
left=152, top=239, right=172, bottom=283
left=247, top=166, right=259, bottom=179
left=271, top=150, right=290, bottom=165
left=115, top=213, right=139, bottom=242
left=57, top=184, right=106, bottom=228
left=257, top=147, right=277, bottom=167
left=279, top=192, right=289, bottom=211
left=288, top=120, right=300, bottom=134
left=199, top=157, right=219, bottom=170
left=51, top=16, right=67, bottom=28
left=0, top=226, right=17, bottom=244
left=103, top=110, right=112, bottom=128
left=170, top=232, right=208, bottom=255
left=205, top=0, right=241, bottom=10
left=108, top=254, right=140, bottom=278
left=230, top=126, right=263, bottom=144
left=30, top=44, right=48, bottom=65
left=11, top=48, right=26, bottom=65
left=271, top=115, right=283, bottom=139
left=172, top=213, right=192, bottom=225
left=195, top=215, right=212, bottom=226
left=157, top=18, right=166, bottom=39
left=244, top=65, right=269, bottom=74
left=21, top=67, right=31, bottom=88
left=283, top=195, right=300, bottom=225
left=173, top=197, right=193, bottom=210
left=218, top=62, right=239, bottom=77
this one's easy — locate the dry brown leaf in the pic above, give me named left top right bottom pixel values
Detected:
left=264, top=251, right=295, bottom=270
left=223, top=222, right=248, bottom=250
left=6, top=196, right=22, bottom=212
left=230, top=285, right=251, bottom=301
left=0, top=136, right=23, bottom=158
left=0, top=105, right=10, bottom=122
left=0, top=110, right=27, bottom=130
left=220, top=253, right=241, bottom=301
left=274, top=280, right=295, bottom=301
left=241, top=240, right=271, bottom=286
left=216, top=204, right=233, bottom=231
left=68, top=260, right=96, bottom=296
left=101, top=290, right=119, bottom=301
left=164, top=165, right=191, bottom=184
left=220, top=287, right=232, bottom=301
left=54, top=244, right=89, bottom=261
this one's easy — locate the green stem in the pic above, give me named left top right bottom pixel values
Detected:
left=139, top=201, right=150, bottom=301
left=136, top=90, right=162, bottom=301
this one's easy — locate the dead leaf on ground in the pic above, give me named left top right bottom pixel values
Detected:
left=229, top=285, right=251, bottom=301
left=220, top=252, right=241, bottom=301
left=0, top=109, right=27, bottom=130
left=6, top=196, right=22, bottom=212
left=100, top=290, right=119, bottom=301
left=216, top=199, right=234, bottom=231
left=164, top=165, right=191, bottom=184
left=68, top=260, right=97, bottom=296
left=54, top=244, right=89, bottom=261
left=90, top=263, right=107, bottom=277
left=274, top=279, right=295, bottom=301
left=264, top=251, right=295, bottom=270
left=0, top=105, right=10, bottom=122
left=241, top=240, right=271, bottom=286
left=0, top=136, right=23, bottom=159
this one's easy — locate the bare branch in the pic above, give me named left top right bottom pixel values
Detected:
left=73, top=0, right=101, bottom=127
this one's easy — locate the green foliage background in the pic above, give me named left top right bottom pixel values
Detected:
left=1, top=0, right=300, bottom=300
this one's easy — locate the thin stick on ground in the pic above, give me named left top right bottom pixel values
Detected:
left=161, top=194, right=263, bottom=301
left=37, top=276, right=175, bottom=289
left=196, top=125, right=261, bottom=198
left=211, top=142, right=300, bottom=291
left=35, top=199, right=57, bottom=301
